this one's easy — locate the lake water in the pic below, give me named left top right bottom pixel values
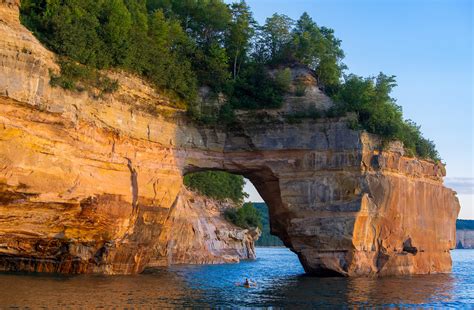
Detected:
left=0, top=248, right=472, bottom=308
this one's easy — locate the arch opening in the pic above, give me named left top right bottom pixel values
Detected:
left=181, top=167, right=293, bottom=249
left=143, top=168, right=299, bottom=269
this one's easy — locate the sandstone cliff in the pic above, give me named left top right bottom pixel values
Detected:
left=456, top=220, right=474, bottom=249
left=149, top=188, right=260, bottom=266
left=456, top=230, right=474, bottom=249
left=0, top=0, right=460, bottom=276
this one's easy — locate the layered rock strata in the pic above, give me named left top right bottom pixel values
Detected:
left=149, top=188, right=260, bottom=266
left=0, top=0, right=460, bottom=276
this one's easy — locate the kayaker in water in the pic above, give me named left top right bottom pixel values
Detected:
left=241, top=278, right=256, bottom=288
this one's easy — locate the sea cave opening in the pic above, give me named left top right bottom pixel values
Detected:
left=172, top=169, right=294, bottom=266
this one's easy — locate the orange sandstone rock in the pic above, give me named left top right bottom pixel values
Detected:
left=148, top=188, right=260, bottom=267
left=0, top=0, right=460, bottom=276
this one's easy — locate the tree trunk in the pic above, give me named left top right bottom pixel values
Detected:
left=233, top=53, right=239, bottom=80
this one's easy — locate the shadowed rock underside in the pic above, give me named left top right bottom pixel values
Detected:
left=0, top=0, right=460, bottom=276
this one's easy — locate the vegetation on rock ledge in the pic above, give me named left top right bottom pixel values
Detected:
left=184, top=171, right=248, bottom=204
left=20, top=0, right=439, bottom=161
left=224, top=202, right=262, bottom=230
left=184, top=171, right=262, bottom=230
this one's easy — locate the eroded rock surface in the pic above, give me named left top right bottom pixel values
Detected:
left=0, top=0, right=460, bottom=276
left=149, top=188, right=260, bottom=267
left=456, top=230, right=474, bottom=249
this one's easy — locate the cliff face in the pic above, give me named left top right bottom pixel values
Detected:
left=0, top=1, right=460, bottom=276
left=149, top=188, right=260, bottom=266
left=457, top=230, right=474, bottom=249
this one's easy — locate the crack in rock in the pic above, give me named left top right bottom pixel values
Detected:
left=126, top=158, right=138, bottom=214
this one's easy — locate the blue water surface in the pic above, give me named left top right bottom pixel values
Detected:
left=0, top=248, right=472, bottom=308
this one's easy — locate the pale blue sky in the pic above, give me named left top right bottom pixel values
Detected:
left=237, top=0, right=473, bottom=219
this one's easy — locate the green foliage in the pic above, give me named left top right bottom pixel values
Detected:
left=21, top=1, right=440, bottom=160
left=148, top=0, right=233, bottom=92
left=332, top=73, right=440, bottom=161
left=224, top=202, right=262, bottom=229
left=229, top=63, right=286, bottom=109
left=144, top=10, right=197, bottom=101
left=257, top=13, right=294, bottom=62
left=20, top=0, right=197, bottom=102
left=50, top=58, right=118, bottom=95
left=333, top=73, right=401, bottom=139
left=101, top=0, right=133, bottom=66
left=274, top=68, right=292, bottom=92
left=398, top=120, right=439, bottom=160
left=226, top=1, right=255, bottom=80
left=20, top=1, right=343, bottom=108
left=294, top=81, right=306, bottom=97
left=285, top=107, right=322, bottom=124
left=194, top=43, right=231, bottom=92
left=184, top=171, right=248, bottom=203
left=253, top=203, right=283, bottom=246
left=253, top=12, right=345, bottom=92
left=292, top=13, right=345, bottom=92
left=148, top=0, right=231, bottom=45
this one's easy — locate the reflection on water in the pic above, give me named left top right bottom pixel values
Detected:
left=0, top=249, right=472, bottom=308
left=262, top=269, right=458, bottom=307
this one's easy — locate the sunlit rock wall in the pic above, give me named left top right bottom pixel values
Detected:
left=0, top=0, right=460, bottom=276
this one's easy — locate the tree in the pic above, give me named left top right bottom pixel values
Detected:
left=224, top=203, right=262, bottom=229
left=332, top=73, right=439, bottom=161
left=230, top=62, right=286, bottom=109
left=292, top=13, right=345, bottom=92
left=194, top=42, right=230, bottom=91
left=36, top=0, right=111, bottom=68
left=333, top=73, right=402, bottom=139
left=151, top=0, right=231, bottom=45
left=122, top=0, right=149, bottom=71
left=100, top=0, right=133, bottom=66
left=145, top=10, right=197, bottom=100
left=253, top=203, right=283, bottom=246
left=184, top=171, right=248, bottom=203
left=259, top=13, right=294, bottom=62
left=225, top=1, right=255, bottom=79
left=19, top=0, right=441, bottom=162
left=292, top=12, right=320, bottom=67
left=148, top=0, right=232, bottom=90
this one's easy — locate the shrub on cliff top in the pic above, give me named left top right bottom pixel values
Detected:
left=331, top=73, right=440, bottom=161
left=183, top=171, right=248, bottom=203
left=49, top=58, right=118, bottom=95
left=184, top=171, right=261, bottom=229
left=20, top=0, right=440, bottom=161
left=224, top=202, right=262, bottom=230
left=20, top=0, right=198, bottom=102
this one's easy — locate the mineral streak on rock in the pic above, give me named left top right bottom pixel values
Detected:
left=148, top=188, right=261, bottom=267
left=0, top=0, right=460, bottom=276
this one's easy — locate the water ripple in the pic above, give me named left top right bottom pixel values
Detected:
left=0, top=248, right=472, bottom=308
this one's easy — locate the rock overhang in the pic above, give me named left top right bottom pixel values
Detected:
left=0, top=0, right=460, bottom=276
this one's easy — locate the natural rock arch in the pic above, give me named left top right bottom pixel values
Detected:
left=0, top=0, right=460, bottom=276
left=173, top=118, right=460, bottom=276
